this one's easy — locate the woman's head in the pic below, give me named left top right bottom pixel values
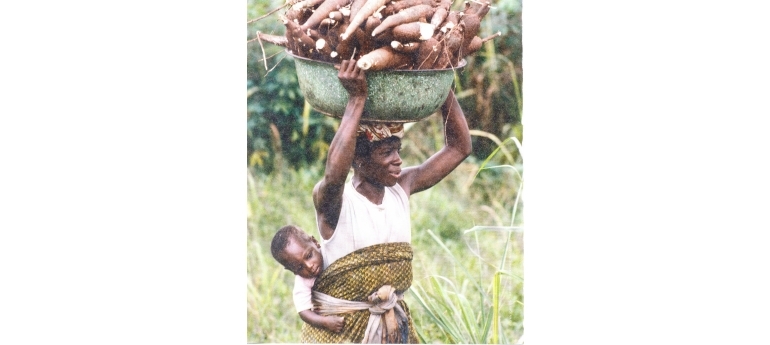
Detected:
left=353, top=135, right=403, bottom=187
left=270, top=225, right=324, bottom=279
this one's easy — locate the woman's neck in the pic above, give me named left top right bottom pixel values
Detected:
left=352, top=174, right=385, bottom=205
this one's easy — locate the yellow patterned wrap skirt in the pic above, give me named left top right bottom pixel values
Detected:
left=300, top=242, right=419, bottom=344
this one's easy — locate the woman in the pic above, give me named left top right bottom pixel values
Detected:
left=301, top=59, right=471, bottom=343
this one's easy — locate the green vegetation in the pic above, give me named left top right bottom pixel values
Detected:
left=247, top=136, right=523, bottom=343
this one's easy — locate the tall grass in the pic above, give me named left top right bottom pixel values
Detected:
left=247, top=134, right=523, bottom=343
left=247, top=167, right=320, bottom=342
left=407, top=136, right=523, bottom=344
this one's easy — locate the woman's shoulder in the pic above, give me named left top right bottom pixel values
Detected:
left=387, top=183, right=409, bottom=200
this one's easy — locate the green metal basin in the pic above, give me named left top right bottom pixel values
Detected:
left=289, top=51, right=466, bottom=123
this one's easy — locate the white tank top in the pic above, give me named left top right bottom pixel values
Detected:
left=320, top=181, right=411, bottom=269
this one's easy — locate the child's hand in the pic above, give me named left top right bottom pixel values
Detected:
left=323, top=315, right=345, bottom=333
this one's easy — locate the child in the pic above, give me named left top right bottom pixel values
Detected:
left=270, top=225, right=345, bottom=333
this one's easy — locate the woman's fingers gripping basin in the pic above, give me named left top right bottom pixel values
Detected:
left=338, top=59, right=367, bottom=98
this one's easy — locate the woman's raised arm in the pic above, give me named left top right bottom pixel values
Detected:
left=399, top=90, right=472, bottom=196
left=313, top=59, right=367, bottom=240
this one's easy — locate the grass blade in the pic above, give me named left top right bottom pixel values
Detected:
left=427, top=230, right=486, bottom=299
left=410, top=283, right=459, bottom=343
left=491, top=271, right=502, bottom=344
left=301, top=100, right=311, bottom=135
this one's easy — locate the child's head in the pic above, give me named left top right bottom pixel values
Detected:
left=270, top=225, right=323, bottom=279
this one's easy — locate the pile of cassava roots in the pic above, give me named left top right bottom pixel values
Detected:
left=258, top=0, right=500, bottom=70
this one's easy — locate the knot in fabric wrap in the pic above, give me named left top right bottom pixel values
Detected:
left=312, top=285, right=409, bottom=343
left=367, top=285, right=398, bottom=314
left=357, top=122, right=405, bottom=142
left=364, top=285, right=408, bottom=344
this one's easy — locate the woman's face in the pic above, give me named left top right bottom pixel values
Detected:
left=359, top=138, right=403, bottom=187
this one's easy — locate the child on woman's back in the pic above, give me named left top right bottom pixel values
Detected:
left=270, top=225, right=344, bottom=333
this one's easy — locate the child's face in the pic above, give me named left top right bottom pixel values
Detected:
left=280, top=236, right=323, bottom=279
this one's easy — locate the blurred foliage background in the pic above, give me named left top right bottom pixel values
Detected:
left=247, top=0, right=523, bottom=343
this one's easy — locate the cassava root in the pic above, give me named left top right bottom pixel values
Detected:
left=271, top=0, right=497, bottom=70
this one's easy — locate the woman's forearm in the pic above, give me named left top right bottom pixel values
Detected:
left=324, top=95, right=366, bottom=182
left=441, top=91, right=472, bottom=157
left=323, top=59, right=368, bottom=184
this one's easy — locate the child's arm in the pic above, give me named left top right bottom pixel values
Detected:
left=292, top=276, right=343, bottom=332
left=298, top=310, right=344, bottom=333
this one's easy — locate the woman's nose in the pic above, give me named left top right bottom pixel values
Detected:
left=393, top=153, right=402, bottom=165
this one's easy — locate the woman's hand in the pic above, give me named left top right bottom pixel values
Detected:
left=337, top=59, right=367, bottom=100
